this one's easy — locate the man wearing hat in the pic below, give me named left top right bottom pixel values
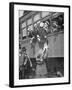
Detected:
left=22, top=47, right=32, bottom=79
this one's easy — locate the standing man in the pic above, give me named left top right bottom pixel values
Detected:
left=22, top=47, right=32, bottom=79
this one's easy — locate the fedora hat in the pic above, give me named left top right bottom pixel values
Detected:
left=22, top=47, right=26, bottom=52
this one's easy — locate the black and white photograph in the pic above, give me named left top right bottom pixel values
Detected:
left=9, top=2, right=70, bottom=87
left=19, top=11, right=64, bottom=79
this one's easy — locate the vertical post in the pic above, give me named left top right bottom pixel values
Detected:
left=32, top=14, right=35, bottom=57
left=26, top=20, right=28, bottom=38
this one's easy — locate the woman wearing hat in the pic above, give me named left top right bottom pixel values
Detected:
left=22, top=47, right=32, bottom=79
